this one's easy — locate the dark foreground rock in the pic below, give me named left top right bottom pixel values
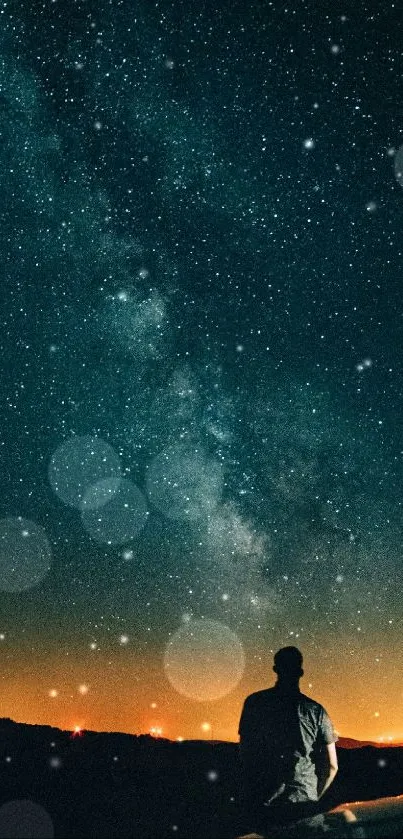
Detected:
left=0, top=719, right=402, bottom=838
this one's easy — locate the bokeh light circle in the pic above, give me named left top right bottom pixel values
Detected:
left=394, top=144, right=403, bottom=187
left=0, top=518, right=52, bottom=593
left=163, top=618, right=245, bottom=701
left=146, top=445, right=224, bottom=520
left=48, top=436, right=122, bottom=510
left=81, top=478, right=148, bottom=545
left=78, top=477, right=122, bottom=511
left=0, top=800, right=54, bottom=838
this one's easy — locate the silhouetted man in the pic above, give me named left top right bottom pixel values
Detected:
left=238, top=647, right=338, bottom=837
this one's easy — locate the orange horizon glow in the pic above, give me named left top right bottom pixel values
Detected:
left=2, top=709, right=403, bottom=747
left=1, top=642, right=402, bottom=745
left=2, top=698, right=403, bottom=746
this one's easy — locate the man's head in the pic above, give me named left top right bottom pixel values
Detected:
left=273, top=646, right=304, bottom=682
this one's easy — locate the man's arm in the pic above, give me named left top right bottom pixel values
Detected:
left=317, top=742, right=338, bottom=799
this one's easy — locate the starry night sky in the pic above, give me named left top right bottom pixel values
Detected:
left=0, top=0, right=402, bottom=743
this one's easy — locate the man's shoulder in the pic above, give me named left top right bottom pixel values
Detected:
left=244, top=687, right=276, bottom=704
left=299, top=692, right=328, bottom=715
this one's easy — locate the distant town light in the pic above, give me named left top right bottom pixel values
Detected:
left=71, top=725, right=84, bottom=738
left=150, top=726, right=163, bottom=737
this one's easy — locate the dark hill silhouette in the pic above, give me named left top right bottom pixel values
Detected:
left=337, top=736, right=403, bottom=749
left=0, top=718, right=402, bottom=837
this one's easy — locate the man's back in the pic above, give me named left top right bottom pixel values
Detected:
left=239, top=685, right=336, bottom=803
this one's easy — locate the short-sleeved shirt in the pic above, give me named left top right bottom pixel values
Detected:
left=238, top=686, right=337, bottom=803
